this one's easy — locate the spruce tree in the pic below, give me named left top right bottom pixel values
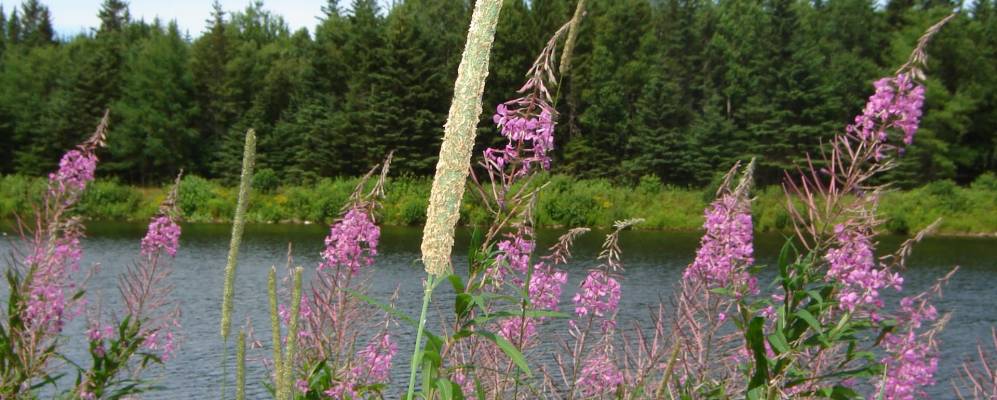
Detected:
left=107, top=21, right=197, bottom=183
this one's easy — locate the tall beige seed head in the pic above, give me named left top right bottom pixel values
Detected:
left=220, top=129, right=256, bottom=340
left=420, top=0, right=503, bottom=276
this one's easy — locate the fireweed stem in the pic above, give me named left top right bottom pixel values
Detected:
left=219, top=128, right=256, bottom=399
left=656, top=342, right=681, bottom=398
left=406, top=274, right=437, bottom=400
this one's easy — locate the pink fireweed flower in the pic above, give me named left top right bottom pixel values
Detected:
left=23, top=283, right=68, bottom=333
left=324, top=380, right=357, bottom=400
left=278, top=295, right=313, bottom=339
left=573, top=270, right=622, bottom=318
left=25, top=220, right=85, bottom=274
left=498, top=316, right=537, bottom=345
left=576, top=352, right=623, bottom=397
left=489, top=229, right=535, bottom=286
left=683, top=193, right=756, bottom=293
left=529, top=262, right=568, bottom=312
left=825, top=224, right=902, bottom=313
left=296, top=379, right=310, bottom=394
left=874, top=296, right=940, bottom=400
left=86, top=323, right=114, bottom=341
left=487, top=103, right=556, bottom=174
left=48, top=149, right=98, bottom=201
left=319, top=207, right=380, bottom=275
left=23, top=220, right=86, bottom=332
left=141, top=215, right=181, bottom=257
left=847, top=73, right=926, bottom=155
left=352, top=332, right=397, bottom=384
left=452, top=372, right=476, bottom=399
left=142, top=328, right=178, bottom=361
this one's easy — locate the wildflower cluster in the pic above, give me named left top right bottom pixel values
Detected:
left=323, top=333, right=398, bottom=399
left=683, top=186, right=755, bottom=294
left=268, top=155, right=395, bottom=400
left=484, top=29, right=563, bottom=177
left=1, top=116, right=108, bottom=397
left=22, top=129, right=106, bottom=334
left=319, top=207, right=381, bottom=275
left=847, top=73, right=925, bottom=154
left=824, top=224, right=903, bottom=313
left=573, top=271, right=621, bottom=318
left=141, top=215, right=181, bottom=257
left=875, top=283, right=948, bottom=400
left=576, top=352, right=624, bottom=397
left=487, top=101, right=556, bottom=174
left=528, top=261, right=568, bottom=311
left=490, top=228, right=535, bottom=286
left=48, top=148, right=98, bottom=202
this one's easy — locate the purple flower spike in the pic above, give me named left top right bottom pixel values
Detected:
left=576, top=352, right=623, bottom=397
left=529, top=262, right=568, bottom=312
left=48, top=149, right=98, bottom=201
left=573, top=270, right=621, bottom=318
left=141, top=215, right=181, bottom=257
left=319, top=207, right=380, bottom=275
left=847, top=73, right=926, bottom=154
left=353, top=332, right=397, bottom=383
left=684, top=193, right=756, bottom=294
left=825, top=224, right=902, bottom=313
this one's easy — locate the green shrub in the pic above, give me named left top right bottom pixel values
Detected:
left=637, top=174, right=662, bottom=195
left=0, top=175, right=45, bottom=218
left=971, top=172, right=997, bottom=191
left=178, top=175, right=218, bottom=221
left=883, top=208, right=911, bottom=235
left=253, top=168, right=280, bottom=194
left=78, top=179, right=142, bottom=220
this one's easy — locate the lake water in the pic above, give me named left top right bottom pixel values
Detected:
left=1, top=222, right=995, bottom=398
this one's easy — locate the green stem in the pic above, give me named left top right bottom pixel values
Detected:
left=281, top=267, right=304, bottom=400
left=236, top=330, right=246, bottom=400
left=221, top=128, right=256, bottom=340
left=267, top=266, right=284, bottom=399
left=219, top=128, right=255, bottom=399
left=655, top=342, right=681, bottom=399
left=406, top=275, right=436, bottom=400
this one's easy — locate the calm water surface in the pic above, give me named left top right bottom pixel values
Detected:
left=1, top=222, right=995, bottom=399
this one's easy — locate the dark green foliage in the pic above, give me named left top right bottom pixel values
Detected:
left=0, top=0, right=992, bottom=188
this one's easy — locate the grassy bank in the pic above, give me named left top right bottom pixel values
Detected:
left=2, top=173, right=996, bottom=236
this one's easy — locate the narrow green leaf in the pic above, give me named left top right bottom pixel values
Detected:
left=767, top=331, right=790, bottom=354
left=746, top=317, right=769, bottom=390
left=448, top=274, right=466, bottom=294
left=476, top=331, right=531, bottom=377
left=795, top=309, right=822, bottom=333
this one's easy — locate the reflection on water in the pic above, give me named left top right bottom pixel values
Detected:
left=1, top=222, right=995, bottom=398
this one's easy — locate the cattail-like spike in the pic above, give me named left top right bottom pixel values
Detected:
left=280, top=267, right=303, bottom=400
left=268, top=266, right=283, bottom=394
left=558, top=0, right=586, bottom=77
left=420, top=0, right=503, bottom=276
left=221, top=129, right=256, bottom=340
left=219, top=129, right=255, bottom=400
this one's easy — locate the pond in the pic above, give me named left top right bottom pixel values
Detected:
left=2, top=222, right=995, bottom=398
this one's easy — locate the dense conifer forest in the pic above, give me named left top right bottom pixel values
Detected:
left=0, top=0, right=993, bottom=189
